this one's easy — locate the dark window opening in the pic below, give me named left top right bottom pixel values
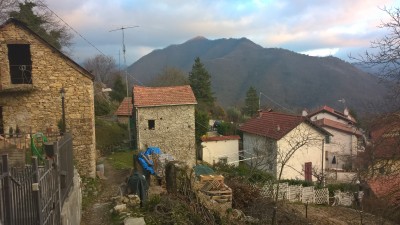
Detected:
left=8, top=44, right=32, bottom=84
left=218, top=157, right=228, bottom=165
left=148, top=120, right=155, bottom=130
left=325, top=135, right=331, bottom=144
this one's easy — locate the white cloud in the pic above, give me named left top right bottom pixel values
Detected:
left=301, top=48, right=340, bottom=57
left=42, top=0, right=400, bottom=64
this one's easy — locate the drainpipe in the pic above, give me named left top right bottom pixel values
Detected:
left=321, top=138, right=325, bottom=186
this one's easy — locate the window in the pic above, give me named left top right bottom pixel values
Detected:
left=7, top=44, right=32, bottom=84
left=148, top=120, right=155, bottom=130
left=325, top=135, right=331, bottom=144
left=218, top=157, right=228, bottom=165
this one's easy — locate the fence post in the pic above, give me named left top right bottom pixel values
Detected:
left=2, top=155, right=12, bottom=225
left=32, top=156, right=43, bottom=225
left=53, top=140, right=63, bottom=218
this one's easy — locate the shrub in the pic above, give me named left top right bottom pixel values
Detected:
left=95, top=118, right=129, bottom=155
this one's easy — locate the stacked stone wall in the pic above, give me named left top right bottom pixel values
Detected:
left=137, top=104, right=196, bottom=166
left=0, top=22, right=96, bottom=177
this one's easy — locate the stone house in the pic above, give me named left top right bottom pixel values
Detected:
left=201, top=135, right=240, bottom=166
left=305, top=106, right=363, bottom=172
left=114, top=97, right=132, bottom=124
left=132, top=85, right=197, bottom=165
left=239, top=110, right=331, bottom=181
left=0, top=19, right=96, bottom=177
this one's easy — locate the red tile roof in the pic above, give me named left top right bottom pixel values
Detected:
left=368, top=174, right=400, bottom=204
left=114, top=97, right=132, bottom=116
left=368, top=114, right=400, bottom=159
left=201, top=135, right=241, bottom=142
left=239, top=111, right=330, bottom=140
left=314, top=118, right=362, bottom=136
left=133, top=85, right=197, bottom=107
left=308, top=105, right=356, bottom=123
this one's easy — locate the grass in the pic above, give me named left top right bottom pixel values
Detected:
left=107, top=151, right=135, bottom=170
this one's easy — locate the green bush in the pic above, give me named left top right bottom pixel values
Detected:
left=213, top=163, right=274, bottom=184
left=280, top=179, right=314, bottom=187
left=95, top=118, right=129, bottom=155
left=325, top=183, right=358, bottom=196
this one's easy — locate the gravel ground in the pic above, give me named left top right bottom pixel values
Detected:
left=80, top=159, right=130, bottom=225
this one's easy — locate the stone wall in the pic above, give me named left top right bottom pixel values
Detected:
left=0, top=22, right=96, bottom=177
left=61, top=169, right=82, bottom=225
left=136, top=104, right=196, bottom=166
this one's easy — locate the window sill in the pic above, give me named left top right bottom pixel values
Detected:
left=0, top=84, right=36, bottom=93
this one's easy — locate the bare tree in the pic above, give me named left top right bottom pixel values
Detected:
left=149, top=67, right=189, bottom=87
left=351, top=7, right=400, bottom=100
left=244, top=122, right=326, bottom=225
left=83, top=54, right=118, bottom=86
left=0, top=0, right=18, bottom=22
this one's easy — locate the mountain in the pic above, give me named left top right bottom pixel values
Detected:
left=127, top=37, right=390, bottom=113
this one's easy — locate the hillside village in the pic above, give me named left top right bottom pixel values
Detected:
left=0, top=2, right=400, bottom=225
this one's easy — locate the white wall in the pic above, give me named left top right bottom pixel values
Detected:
left=242, top=132, right=276, bottom=174
left=202, top=139, right=239, bottom=166
left=277, top=122, right=326, bottom=181
left=324, top=127, right=356, bottom=170
left=310, top=112, right=346, bottom=124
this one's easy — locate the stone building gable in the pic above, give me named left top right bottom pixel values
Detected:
left=0, top=19, right=96, bottom=177
left=136, top=104, right=196, bottom=166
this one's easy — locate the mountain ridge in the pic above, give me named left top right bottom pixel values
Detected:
left=127, top=37, right=389, bottom=113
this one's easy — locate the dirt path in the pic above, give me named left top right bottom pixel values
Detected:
left=81, top=159, right=130, bottom=225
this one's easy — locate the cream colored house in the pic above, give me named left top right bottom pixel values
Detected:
left=0, top=19, right=96, bottom=177
left=132, top=85, right=197, bottom=165
left=201, top=135, right=240, bottom=166
left=239, top=111, right=331, bottom=181
left=305, top=106, right=363, bottom=172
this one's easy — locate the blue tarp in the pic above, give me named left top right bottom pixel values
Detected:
left=137, top=147, right=162, bottom=175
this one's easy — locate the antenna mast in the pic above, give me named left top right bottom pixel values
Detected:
left=109, top=26, right=139, bottom=96
left=110, top=25, right=139, bottom=148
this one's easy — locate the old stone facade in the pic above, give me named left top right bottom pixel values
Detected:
left=0, top=19, right=96, bottom=177
left=136, top=105, right=196, bottom=164
left=133, top=85, right=197, bottom=166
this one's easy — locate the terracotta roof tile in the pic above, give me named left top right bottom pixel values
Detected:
left=368, top=174, right=400, bottom=204
left=239, top=111, right=307, bottom=140
left=369, top=114, right=400, bottom=158
left=133, top=85, right=197, bottom=107
left=114, top=97, right=132, bottom=116
left=308, top=105, right=356, bottom=123
left=201, top=135, right=241, bottom=142
left=314, top=118, right=362, bottom=136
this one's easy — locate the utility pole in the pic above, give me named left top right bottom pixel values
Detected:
left=110, top=26, right=139, bottom=148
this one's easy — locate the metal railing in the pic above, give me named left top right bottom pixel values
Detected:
left=0, top=133, right=74, bottom=225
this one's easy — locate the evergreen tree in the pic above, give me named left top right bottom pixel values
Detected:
left=195, top=109, right=209, bottom=144
left=110, top=75, right=126, bottom=102
left=189, top=57, right=215, bottom=109
left=9, top=1, right=72, bottom=49
left=244, top=86, right=259, bottom=117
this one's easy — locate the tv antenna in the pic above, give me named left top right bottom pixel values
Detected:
left=109, top=25, right=139, bottom=149
left=109, top=26, right=139, bottom=95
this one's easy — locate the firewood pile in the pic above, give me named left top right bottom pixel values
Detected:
left=197, top=175, right=232, bottom=203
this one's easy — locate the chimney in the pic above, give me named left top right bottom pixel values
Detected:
left=344, top=107, right=349, bottom=117
left=302, top=109, right=308, bottom=117
left=277, top=125, right=280, bottom=132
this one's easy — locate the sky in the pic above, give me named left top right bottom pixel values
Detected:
left=44, top=0, right=400, bottom=66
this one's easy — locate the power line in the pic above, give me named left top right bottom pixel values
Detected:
left=37, top=0, right=106, bottom=56
left=259, top=92, right=295, bottom=113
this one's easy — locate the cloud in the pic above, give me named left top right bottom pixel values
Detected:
left=43, top=0, right=400, bottom=64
